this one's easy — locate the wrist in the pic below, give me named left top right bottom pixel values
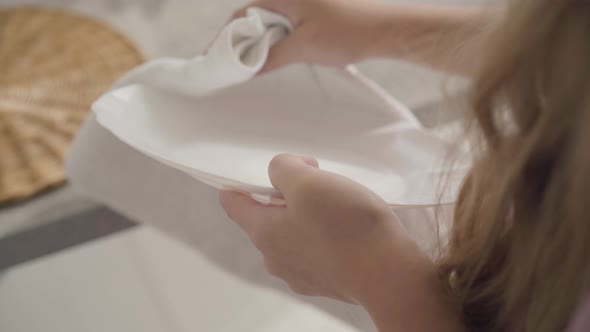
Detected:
left=363, top=4, right=422, bottom=60
left=352, top=227, right=465, bottom=332
left=355, top=3, right=403, bottom=61
left=365, top=4, right=487, bottom=62
left=352, top=233, right=434, bottom=307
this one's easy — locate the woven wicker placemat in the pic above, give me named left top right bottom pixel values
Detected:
left=0, top=7, right=143, bottom=204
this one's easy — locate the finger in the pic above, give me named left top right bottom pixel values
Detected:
left=219, top=190, right=285, bottom=236
left=229, top=5, right=250, bottom=21
left=258, top=30, right=309, bottom=75
left=219, top=190, right=261, bottom=232
left=301, top=156, right=320, bottom=168
left=268, top=154, right=319, bottom=198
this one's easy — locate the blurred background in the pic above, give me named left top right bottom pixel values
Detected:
left=0, top=0, right=484, bottom=331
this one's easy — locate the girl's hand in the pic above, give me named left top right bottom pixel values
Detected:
left=232, top=0, right=390, bottom=74
left=219, top=154, right=424, bottom=303
left=232, top=0, right=488, bottom=76
left=220, top=154, right=466, bottom=331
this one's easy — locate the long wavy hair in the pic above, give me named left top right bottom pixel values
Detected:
left=439, top=0, right=590, bottom=331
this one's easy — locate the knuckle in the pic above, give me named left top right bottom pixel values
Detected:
left=291, top=171, right=320, bottom=197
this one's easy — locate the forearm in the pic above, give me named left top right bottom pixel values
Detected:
left=366, top=4, right=495, bottom=76
left=355, top=239, right=466, bottom=332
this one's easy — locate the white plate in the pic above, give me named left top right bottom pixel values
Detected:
left=95, top=65, right=466, bottom=207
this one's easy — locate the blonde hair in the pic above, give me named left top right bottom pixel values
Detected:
left=439, top=0, right=590, bottom=331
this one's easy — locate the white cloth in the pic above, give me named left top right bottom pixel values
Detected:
left=115, top=8, right=292, bottom=96
left=90, top=7, right=444, bottom=207
left=67, top=8, right=446, bottom=331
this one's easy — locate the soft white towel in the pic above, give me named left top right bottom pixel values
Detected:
left=89, top=7, right=460, bottom=207
left=115, top=8, right=292, bottom=96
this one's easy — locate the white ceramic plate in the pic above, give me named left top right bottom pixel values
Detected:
left=94, top=65, right=467, bottom=207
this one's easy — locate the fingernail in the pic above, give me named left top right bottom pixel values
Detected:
left=301, top=156, right=319, bottom=168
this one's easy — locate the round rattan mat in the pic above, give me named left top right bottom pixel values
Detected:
left=0, top=7, right=143, bottom=204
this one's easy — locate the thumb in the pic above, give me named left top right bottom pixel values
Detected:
left=268, top=154, right=319, bottom=197
left=259, top=30, right=309, bottom=75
